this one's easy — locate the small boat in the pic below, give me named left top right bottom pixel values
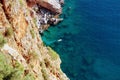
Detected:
left=57, top=39, right=62, bottom=42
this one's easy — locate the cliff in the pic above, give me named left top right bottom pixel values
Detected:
left=0, top=0, right=68, bottom=80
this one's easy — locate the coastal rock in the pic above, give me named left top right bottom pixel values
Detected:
left=36, top=0, right=62, bottom=14
left=59, top=0, right=64, bottom=5
left=0, top=0, right=68, bottom=80
left=48, top=18, right=63, bottom=25
left=27, top=0, right=62, bottom=14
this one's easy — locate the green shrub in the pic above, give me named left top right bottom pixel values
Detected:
left=10, top=61, right=35, bottom=80
left=0, top=52, right=35, bottom=80
left=0, top=33, right=7, bottom=47
left=0, top=52, right=13, bottom=80
left=24, top=73, right=35, bottom=80
left=19, top=0, right=23, bottom=6
left=10, top=70, right=24, bottom=80
left=41, top=68, right=49, bottom=80
left=30, top=29, right=35, bottom=38
left=29, top=50, right=39, bottom=60
left=33, top=18, right=37, bottom=27
left=5, top=27, right=14, bottom=37
left=47, top=47, right=59, bottom=60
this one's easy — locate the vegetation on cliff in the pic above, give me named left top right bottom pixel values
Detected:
left=0, top=52, right=35, bottom=80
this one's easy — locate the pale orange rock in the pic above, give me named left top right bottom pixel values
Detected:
left=0, top=0, right=69, bottom=80
left=27, top=0, right=62, bottom=14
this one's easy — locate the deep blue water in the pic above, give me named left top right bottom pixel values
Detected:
left=42, top=0, right=120, bottom=80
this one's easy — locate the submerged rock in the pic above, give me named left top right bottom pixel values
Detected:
left=48, top=18, right=63, bottom=25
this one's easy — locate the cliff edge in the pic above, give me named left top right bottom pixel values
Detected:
left=0, top=0, right=68, bottom=80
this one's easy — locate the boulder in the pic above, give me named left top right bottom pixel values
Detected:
left=48, top=18, right=63, bottom=25
left=27, top=0, right=37, bottom=7
left=59, top=0, right=64, bottom=5
left=37, top=0, right=62, bottom=14
left=27, top=0, right=62, bottom=14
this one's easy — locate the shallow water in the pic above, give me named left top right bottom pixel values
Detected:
left=42, top=0, right=120, bottom=80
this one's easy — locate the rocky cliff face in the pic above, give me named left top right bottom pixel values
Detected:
left=0, top=0, right=69, bottom=80
left=27, top=0, right=62, bottom=14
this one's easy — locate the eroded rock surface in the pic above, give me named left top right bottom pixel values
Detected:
left=0, top=0, right=69, bottom=80
left=27, top=0, right=62, bottom=14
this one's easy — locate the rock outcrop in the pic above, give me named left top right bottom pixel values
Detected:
left=37, top=0, right=62, bottom=14
left=27, top=0, right=62, bottom=14
left=0, top=0, right=69, bottom=80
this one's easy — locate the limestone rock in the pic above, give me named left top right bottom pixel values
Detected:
left=59, top=0, right=64, bottom=5
left=27, top=0, right=62, bottom=14
left=36, top=0, right=62, bottom=14
left=48, top=18, right=63, bottom=25
left=0, top=0, right=69, bottom=80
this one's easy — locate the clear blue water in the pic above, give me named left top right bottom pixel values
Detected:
left=42, top=0, right=120, bottom=80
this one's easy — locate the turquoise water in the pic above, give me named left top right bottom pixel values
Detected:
left=42, top=0, right=120, bottom=80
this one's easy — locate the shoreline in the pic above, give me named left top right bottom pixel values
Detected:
left=27, top=0, right=64, bottom=33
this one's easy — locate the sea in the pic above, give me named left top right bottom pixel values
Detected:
left=41, top=0, right=120, bottom=80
